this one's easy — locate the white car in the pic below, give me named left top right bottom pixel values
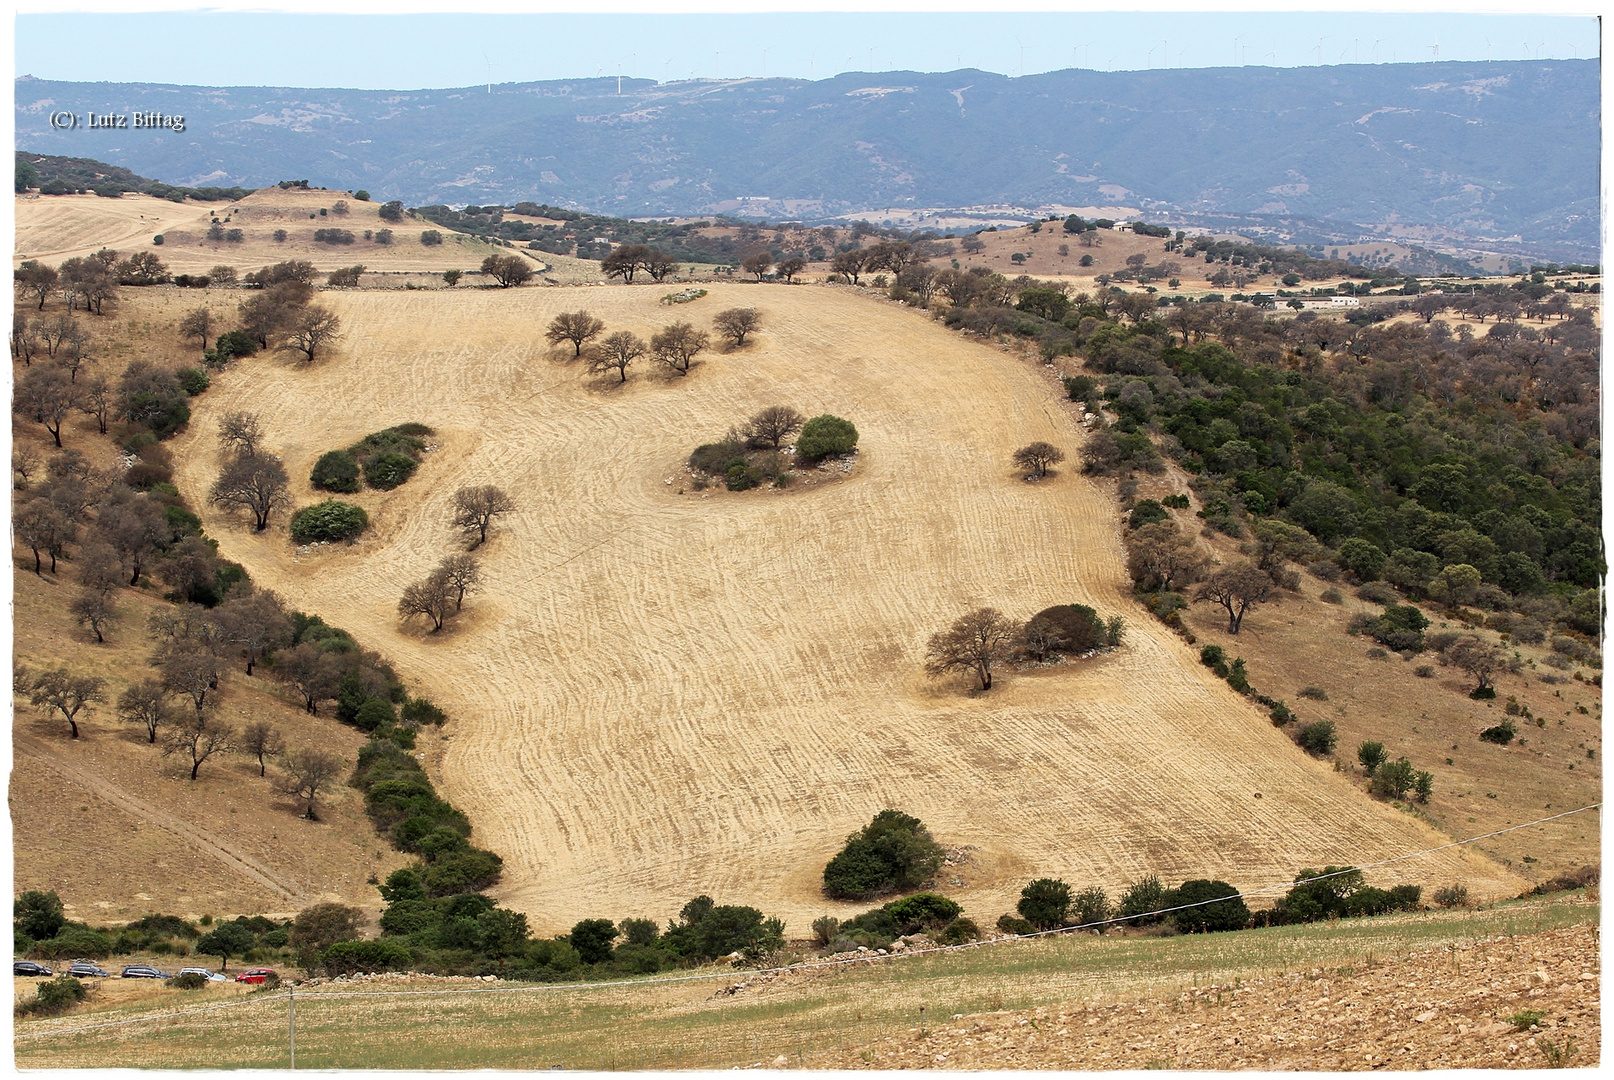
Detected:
left=177, top=967, right=228, bottom=982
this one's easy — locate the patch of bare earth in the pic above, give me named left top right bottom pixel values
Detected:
left=804, top=923, right=1600, bottom=1070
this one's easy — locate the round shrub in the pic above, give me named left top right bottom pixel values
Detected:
left=795, top=414, right=859, bottom=461
left=363, top=452, right=419, bottom=490
left=1167, top=880, right=1250, bottom=933
left=176, top=368, right=211, bottom=396
left=353, top=697, right=397, bottom=732
left=290, top=500, right=369, bottom=544
left=1017, top=878, right=1072, bottom=930
left=167, top=972, right=209, bottom=990
left=689, top=439, right=744, bottom=475
left=310, top=450, right=361, bottom=493
left=1296, top=719, right=1338, bottom=756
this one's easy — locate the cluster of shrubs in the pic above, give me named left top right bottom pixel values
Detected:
left=1198, top=645, right=1296, bottom=728
left=311, top=423, right=433, bottom=495
left=813, top=892, right=979, bottom=952
left=688, top=408, right=857, bottom=492
left=1356, top=741, right=1434, bottom=802
left=14, top=892, right=293, bottom=970
left=1021, top=603, right=1124, bottom=661
left=992, top=865, right=1423, bottom=939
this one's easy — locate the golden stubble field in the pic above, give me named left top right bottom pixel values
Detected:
left=14, top=189, right=517, bottom=276
left=164, top=283, right=1522, bottom=935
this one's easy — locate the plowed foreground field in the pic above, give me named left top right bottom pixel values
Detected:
left=167, top=283, right=1521, bottom=935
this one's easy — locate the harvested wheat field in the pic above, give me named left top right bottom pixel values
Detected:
left=15, top=188, right=510, bottom=275
left=166, top=283, right=1523, bottom=935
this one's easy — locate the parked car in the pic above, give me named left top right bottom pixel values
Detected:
left=177, top=967, right=228, bottom=982
left=13, top=961, right=53, bottom=977
left=120, top=965, right=174, bottom=979
left=65, top=961, right=111, bottom=978
left=234, top=968, right=277, bottom=984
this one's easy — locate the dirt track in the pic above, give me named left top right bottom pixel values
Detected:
left=167, top=283, right=1522, bottom=935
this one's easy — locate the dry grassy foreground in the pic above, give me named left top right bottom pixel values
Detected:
left=13, top=893, right=1595, bottom=1069
left=166, top=283, right=1521, bottom=935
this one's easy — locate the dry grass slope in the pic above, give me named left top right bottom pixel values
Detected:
left=157, top=283, right=1523, bottom=935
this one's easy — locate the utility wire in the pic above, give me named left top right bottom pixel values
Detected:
left=17, top=803, right=1598, bottom=1038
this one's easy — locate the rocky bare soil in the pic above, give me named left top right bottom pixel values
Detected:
left=804, top=924, right=1599, bottom=1070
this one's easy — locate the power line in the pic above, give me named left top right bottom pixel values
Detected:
left=17, top=804, right=1598, bottom=1040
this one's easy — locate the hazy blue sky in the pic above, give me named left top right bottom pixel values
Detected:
left=14, top=9, right=1600, bottom=90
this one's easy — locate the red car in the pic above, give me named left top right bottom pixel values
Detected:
left=234, top=968, right=277, bottom=984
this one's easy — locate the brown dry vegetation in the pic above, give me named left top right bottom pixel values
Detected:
left=121, top=282, right=1525, bottom=937
left=10, top=567, right=413, bottom=923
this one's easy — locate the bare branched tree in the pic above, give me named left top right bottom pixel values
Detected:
left=278, top=305, right=343, bottom=363
left=163, top=711, right=234, bottom=780
left=741, top=405, right=805, bottom=450
left=29, top=669, right=106, bottom=739
left=69, top=588, right=119, bottom=643
left=209, top=452, right=291, bottom=531
left=451, top=485, right=516, bottom=549
left=117, top=679, right=170, bottom=744
left=238, top=720, right=286, bottom=777
left=279, top=748, right=345, bottom=820
left=650, top=322, right=710, bottom=376
left=713, top=308, right=761, bottom=347
left=398, top=571, right=456, bottom=632
left=924, top=608, right=1023, bottom=691
left=1193, top=562, right=1276, bottom=634
left=545, top=311, right=606, bottom=357
left=590, top=331, right=645, bottom=383
left=436, top=554, right=482, bottom=611
left=217, top=411, right=265, bottom=458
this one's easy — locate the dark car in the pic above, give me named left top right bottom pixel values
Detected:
left=235, top=967, right=277, bottom=984
left=13, top=961, right=53, bottom=977
left=64, top=961, right=111, bottom=978
left=120, top=964, right=174, bottom=979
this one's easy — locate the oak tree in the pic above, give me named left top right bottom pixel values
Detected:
left=238, top=721, right=285, bottom=777
left=217, top=411, right=264, bottom=458
left=590, top=331, right=645, bottom=383
left=650, top=322, right=710, bottom=376
left=741, top=405, right=804, bottom=449
left=163, top=711, right=233, bottom=780
left=29, top=669, right=106, bottom=739
left=924, top=607, right=1023, bottom=691
left=209, top=452, right=292, bottom=532
left=1193, top=562, right=1276, bottom=634
left=117, top=679, right=170, bottom=744
left=452, top=485, right=516, bottom=549
left=1012, top=442, right=1066, bottom=478
left=279, top=748, right=345, bottom=820
left=713, top=308, right=761, bottom=347
left=278, top=305, right=342, bottom=363
left=545, top=311, right=606, bottom=357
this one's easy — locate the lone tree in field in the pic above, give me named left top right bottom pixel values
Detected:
left=279, top=305, right=343, bottom=363
left=117, top=679, right=169, bottom=744
left=1193, top=562, right=1276, bottom=634
left=590, top=330, right=646, bottom=383
left=481, top=254, right=534, bottom=287
left=209, top=452, right=292, bottom=531
left=238, top=720, right=285, bottom=777
left=741, top=405, right=805, bottom=450
left=1447, top=635, right=1505, bottom=697
left=452, top=485, right=516, bottom=549
left=398, top=571, right=456, bottom=632
left=178, top=307, right=215, bottom=353
left=1013, top=442, right=1066, bottom=478
left=216, top=411, right=264, bottom=458
left=436, top=554, right=482, bottom=611
left=741, top=252, right=773, bottom=281
left=29, top=669, right=105, bottom=739
left=279, top=748, right=345, bottom=820
left=713, top=307, right=761, bottom=347
left=651, top=322, right=710, bottom=376
left=545, top=311, right=606, bottom=357
left=822, top=809, right=945, bottom=900
left=924, top=607, right=1023, bottom=691
left=163, top=712, right=233, bottom=780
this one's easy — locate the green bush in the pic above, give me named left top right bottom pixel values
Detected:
left=936, top=917, right=979, bottom=945
left=569, top=919, right=618, bottom=964
left=1479, top=720, right=1517, bottom=745
left=689, top=439, right=745, bottom=475
left=213, top=330, right=259, bottom=362
left=883, top=893, right=962, bottom=934
left=1165, top=880, right=1249, bottom=933
left=1116, top=875, right=1165, bottom=925
left=1025, top=603, right=1107, bottom=654
left=177, top=368, right=211, bottom=396
left=354, top=697, right=397, bottom=732
left=1016, top=878, right=1072, bottom=930
left=310, top=450, right=361, bottom=493
left=1357, top=741, right=1387, bottom=775
left=290, top=500, right=369, bottom=544
left=795, top=414, right=859, bottom=461
left=822, top=810, right=944, bottom=901
left=400, top=697, right=448, bottom=726
left=16, top=975, right=87, bottom=1017
left=363, top=452, right=419, bottom=490
left=995, top=914, right=1034, bottom=936
left=322, top=939, right=413, bottom=977
left=1128, top=500, right=1169, bottom=529
left=1296, top=720, right=1337, bottom=756
left=167, top=972, right=209, bottom=990
left=14, top=890, right=65, bottom=941
left=35, top=927, right=114, bottom=960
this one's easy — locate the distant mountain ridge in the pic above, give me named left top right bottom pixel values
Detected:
left=15, top=60, right=1599, bottom=261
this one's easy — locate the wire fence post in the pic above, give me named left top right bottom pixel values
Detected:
left=288, top=986, right=296, bottom=1070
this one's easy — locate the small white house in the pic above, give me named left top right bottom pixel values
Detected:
left=1296, top=296, right=1362, bottom=311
